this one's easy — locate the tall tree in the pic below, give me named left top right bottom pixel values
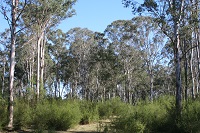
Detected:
left=66, top=27, right=95, bottom=99
left=122, top=0, right=186, bottom=114
left=7, top=0, right=18, bottom=128
left=22, top=0, right=76, bottom=100
left=132, top=16, right=165, bottom=101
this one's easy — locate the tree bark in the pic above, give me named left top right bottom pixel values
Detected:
left=2, top=57, right=5, bottom=96
left=36, top=32, right=44, bottom=100
left=190, top=39, right=195, bottom=99
left=40, top=32, right=45, bottom=93
left=175, top=33, right=182, bottom=115
left=8, top=0, right=18, bottom=129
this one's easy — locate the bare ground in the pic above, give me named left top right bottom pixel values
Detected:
left=0, top=120, right=111, bottom=133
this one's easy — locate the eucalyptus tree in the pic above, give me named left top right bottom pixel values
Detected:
left=0, top=0, right=28, bottom=128
left=131, top=16, right=165, bottom=101
left=89, top=32, right=111, bottom=101
left=104, top=20, right=144, bottom=103
left=47, top=29, right=68, bottom=98
left=122, top=0, right=188, bottom=114
left=185, top=0, right=200, bottom=99
left=66, top=27, right=95, bottom=99
left=22, top=0, right=77, bottom=100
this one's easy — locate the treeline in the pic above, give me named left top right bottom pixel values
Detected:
left=0, top=0, right=200, bottom=131
left=1, top=16, right=172, bottom=102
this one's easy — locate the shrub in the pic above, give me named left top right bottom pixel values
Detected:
left=0, top=97, right=7, bottom=130
left=179, top=100, right=200, bottom=132
left=113, top=114, right=146, bottom=133
left=32, top=99, right=81, bottom=131
left=98, top=97, right=128, bottom=119
left=14, top=99, right=33, bottom=129
left=112, top=96, right=173, bottom=133
left=79, top=100, right=99, bottom=124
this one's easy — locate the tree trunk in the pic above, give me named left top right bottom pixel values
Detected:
left=184, top=39, right=188, bottom=101
left=8, top=0, right=18, bottom=129
left=171, top=0, right=185, bottom=116
left=175, top=33, right=182, bottom=115
left=40, top=32, right=45, bottom=93
left=190, top=40, right=195, bottom=99
left=149, top=69, right=154, bottom=102
left=2, top=57, right=5, bottom=96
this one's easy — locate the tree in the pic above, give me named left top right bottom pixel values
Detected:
left=104, top=19, right=146, bottom=103
left=7, top=0, right=18, bottom=129
left=22, top=0, right=77, bottom=100
left=122, top=0, right=186, bottom=115
left=66, top=27, right=95, bottom=99
left=131, top=16, right=165, bottom=101
left=47, top=29, right=68, bottom=98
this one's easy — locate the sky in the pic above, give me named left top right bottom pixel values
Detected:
left=58, top=0, right=134, bottom=33
left=0, top=0, right=137, bottom=33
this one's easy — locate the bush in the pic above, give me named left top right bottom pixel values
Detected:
left=179, top=100, right=200, bottom=132
left=32, top=99, right=81, bottom=131
left=113, top=114, right=146, bottom=133
left=14, top=99, right=33, bottom=129
left=98, top=97, right=128, bottom=119
left=112, top=96, right=173, bottom=133
left=79, top=100, right=99, bottom=124
left=0, top=97, right=7, bottom=130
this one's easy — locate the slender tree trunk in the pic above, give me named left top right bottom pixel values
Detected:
left=195, top=30, right=200, bottom=95
left=171, top=0, right=184, bottom=116
left=8, top=0, right=18, bottom=129
left=175, top=33, right=182, bottom=115
left=149, top=68, right=154, bottom=102
left=2, top=57, right=5, bottom=96
left=36, top=38, right=40, bottom=100
left=190, top=40, right=195, bottom=99
left=184, top=39, right=188, bottom=101
left=36, top=34, right=41, bottom=100
left=40, top=32, right=45, bottom=92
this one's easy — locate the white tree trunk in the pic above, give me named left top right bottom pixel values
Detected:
left=8, top=0, right=18, bottom=128
left=190, top=42, right=195, bottom=99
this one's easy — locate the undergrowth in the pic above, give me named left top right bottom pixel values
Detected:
left=1, top=95, right=200, bottom=132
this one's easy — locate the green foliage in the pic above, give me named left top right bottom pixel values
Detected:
left=98, top=97, right=128, bottom=119
left=0, top=97, right=7, bottom=130
left=3, top=95, right=200, bottom=132
left=179, top=100, right=200, bottom=133
left=14, top=99, right=33, bottom=129
left=79, top=100, right=99, bottom=124
left=32, top=99, right=81, bottom=131
left=112, top=96, right=174, bottom=133
left=112, top=96, right=200, bottom=133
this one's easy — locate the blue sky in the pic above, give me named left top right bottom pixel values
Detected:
left=0, top=0, right=136, bottom=33
left=58, top=0, right=134, bottom=33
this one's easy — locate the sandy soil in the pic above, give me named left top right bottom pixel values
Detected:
left=0, top=120, right=111, bottom=133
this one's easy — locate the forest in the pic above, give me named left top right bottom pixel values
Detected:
left=0, top=0, right=200, bottom=132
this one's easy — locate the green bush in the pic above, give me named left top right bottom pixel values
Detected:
left=32, top=99, right=81, bottom=131
left=79, top=100, right=99, bottom=124
left=98, top=97, right=128, bottom=119
left=179, top=100, right=200, bottom=132
left=112, top=96, right=173, bottom=133
left=14, top=99, right=33, bottom=129
left=0, top=97, right=7, bottom=130
left=113, top=114, right=146, bottom=133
